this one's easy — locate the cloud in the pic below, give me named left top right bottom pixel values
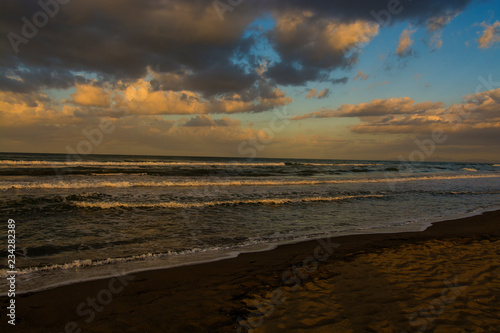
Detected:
left=429, top=32, right=444, bottom=50
left=263, top=0, right=472, bottom=23
left=306, top=89, right=318, bottom=99
left=183, top=114, right=238, bottom=127
left=368, top=81, right=390, bottom=89
left=305, top=88, right=330, bottom=99
left=426, top=11, right=458, bottom=50
left=293, top=88, right=500, bottom=145
left=353, top=70, right=369, bottom=80
left=427, top=12, right=458, bottom=32
left=0, top=90, right=269, bottom=156
left=396, top=27, right=417, bottom=57
left=317, top=88, right=330, bottom=99
left=267, top=11, right=379, bottom=85
left=0, top=91, right=62, bottom=127
left=0, top=67, right=92, bottom=94
left=1, top=0, right=257, bottom=79
left=121, top=87, right=291, bottom=116
left=477, top=20, right=500, bottom=49
left=293, top=97, right=443, bottom=120
left=111, top=78, right=292, bottom=115
left=0, top=113, right=268, bottom=157
left=0, top=80, right=292, bottom=154
left=150, top=64, right=259, bottom=99
left=0, top=0, right=483, bottom=157
left=0, top=0, right=474, bottom=94
left=70, top=84, right=112, bottom=107
left=249, top=1, right=472, bottom=107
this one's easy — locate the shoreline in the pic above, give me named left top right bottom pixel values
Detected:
left=5, top=205, right=499, bottom=296
left=1, top=209, right=500, bottom=332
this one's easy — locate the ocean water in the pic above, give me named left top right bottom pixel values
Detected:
left=1, top=152, right=500, bottom=294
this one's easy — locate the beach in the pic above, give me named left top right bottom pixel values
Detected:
left=2, top=209, right=499, bottom=332
left=2, top=0, right=500, bottom=331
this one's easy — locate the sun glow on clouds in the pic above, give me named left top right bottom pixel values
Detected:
left=292, top=88, right=500, bottom=136
left=71, top=84, right=112, bottom=108
left=396, top=27, right=417, bottom=57
left=0, top=0, right=498, bottom=160
left=272, top=11, right=379, bottom=66
left=477, top=20, right=500, bottom=49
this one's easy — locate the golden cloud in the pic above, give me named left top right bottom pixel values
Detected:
left=477, top=20, right=500, bottom=49
left=70, top=84, right=112, bottom=107
left=396, top=27, right=417, bottom=57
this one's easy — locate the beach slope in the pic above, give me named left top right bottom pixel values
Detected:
left=2, top=210, right=500, bottom=332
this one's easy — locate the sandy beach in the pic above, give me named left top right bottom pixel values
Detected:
left=1, top=210, right=499, bottom=332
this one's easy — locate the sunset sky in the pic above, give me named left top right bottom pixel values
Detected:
left=1, top=0, right=499, bottom=161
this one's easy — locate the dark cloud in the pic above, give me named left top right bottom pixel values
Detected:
left=317, top=88, right=330, bottom=99
left=0, top=0, right=474, bottom=96
left=183, top=114, right=234, bottom=127
left=1, top=0, right=256, bottom=84
left=266, top=62, right=331, bottom=86
left=155, top=64, right=259, bottom=99
left=263, top=0, right=472, bottom=23
left=0, top=66, right=92, bottom=93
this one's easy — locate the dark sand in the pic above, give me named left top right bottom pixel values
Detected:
left=2, top=210, right=500, bottom=332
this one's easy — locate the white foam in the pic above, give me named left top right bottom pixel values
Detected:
left=0, top=160, right=285, bottom=167
left=0, top=249, right=214, bottom=278
left=462, top=168, right=477, bottom=172
left=2, top=173, right=499, bottom=190
left=0, top=160, right=388, bottom=168
left=90, top=173, right=147, bottom=176
left=73, top=194, right=383, bottom=209
left=288, top=163, right=383, bottom=166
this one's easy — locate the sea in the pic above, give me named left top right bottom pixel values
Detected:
left=1, top=152, right=500, bottom=294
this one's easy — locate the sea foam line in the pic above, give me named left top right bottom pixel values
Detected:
left=73, top=195, right=384, bottom=209
left=0, top=160, right=382, bottom=167
left=0, top=249, right=214, bottom=278
left=1, top=174, right=499, bottom=190
left=0, top=160, right=285, bottom=167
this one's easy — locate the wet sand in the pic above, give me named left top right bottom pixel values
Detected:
left=2, top=210, right=500, bottom=332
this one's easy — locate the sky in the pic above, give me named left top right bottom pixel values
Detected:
left=0, top=0, right=499, bottom=162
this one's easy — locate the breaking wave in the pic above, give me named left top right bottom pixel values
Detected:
left=2, top=174, right=499, bottom=190
left=0, top=247, right=233, bottom=278
left=72, top=195, right=384, bottom=209
left=0, top=160, right=386, bottom=167
left=0, top=160, right=289, bottom=168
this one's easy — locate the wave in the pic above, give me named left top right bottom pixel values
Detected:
left=0, top=160, right=285, bottom=167
left=0, top=249, right=223, bottom=278
left=2, top=174, right=499, bottom=190
left=90, top=173, right=147, bottom=176
left=462, top=168, right=478, bottom=172
left=284, top=162, right=383, bottom=166
left=73, top=195, right=383, bottom=209
left=5, top=189, right=499, bottom=209
left=1, top=160, right=384, bottom=167
left=449, top=190, right=500, bottom=195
